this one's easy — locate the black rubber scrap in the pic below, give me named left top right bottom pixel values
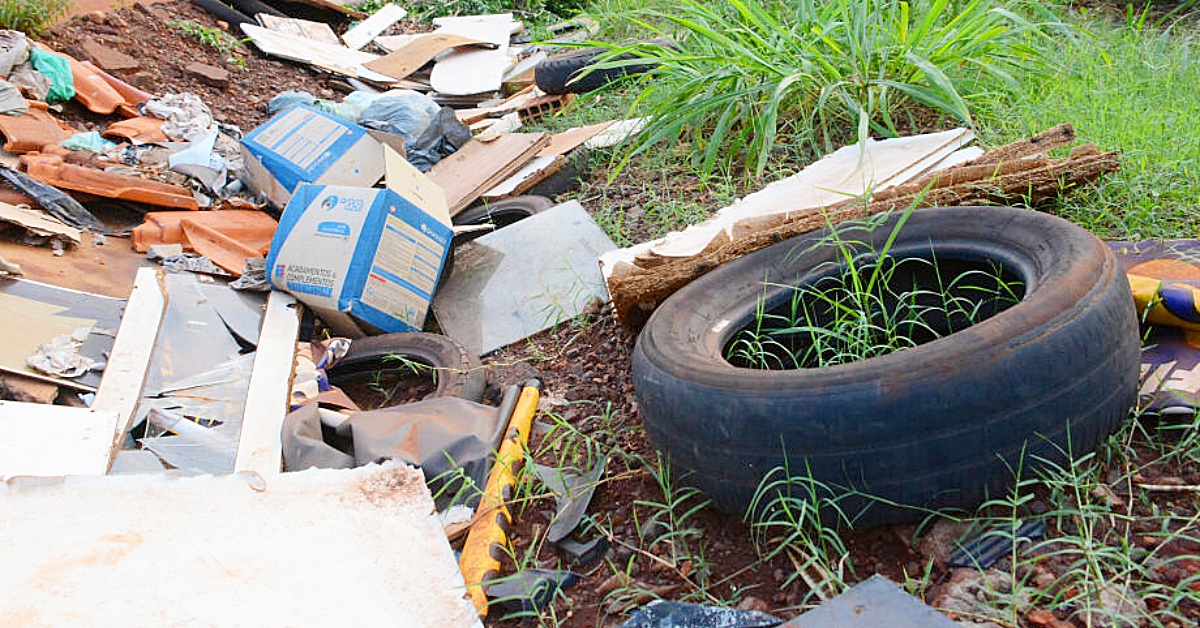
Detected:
left=0, top=165, right=115, bottom=234
left=949, top=519, right=1048, bottom=569
left=485, top=569, right=578, bottom=615
left=190, top=0, right=256, bottom=29
left=535, top=46, right=659, bottom=96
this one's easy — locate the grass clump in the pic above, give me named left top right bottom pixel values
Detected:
left=0, top=0, right=68, bottom=35
left=592, top=0, right=1060, bottom=178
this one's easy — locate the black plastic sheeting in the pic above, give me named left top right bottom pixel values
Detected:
left=282, top=396, right=508, bottom=509
left=617, top=601, right=782, bottom=628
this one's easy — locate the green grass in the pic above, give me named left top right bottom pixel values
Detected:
left=0, top=0, right=68, bottom=35
left=976, top=9, right=1200, bottom=239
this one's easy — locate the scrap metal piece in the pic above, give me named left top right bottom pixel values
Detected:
left=531, top=453, right=606, bottom=543
left=780, top=574, right=959, bottom=627
left=618, top=601, right=781, bottom=628
left=554, top=535, right=608, bottom=568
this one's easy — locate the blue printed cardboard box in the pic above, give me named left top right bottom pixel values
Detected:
left=267, top=148, right=453, bottom=336
left=241, top=103, right=385, bottom=208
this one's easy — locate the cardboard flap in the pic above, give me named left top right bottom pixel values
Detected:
left=384, top=145, right=450, bottom=227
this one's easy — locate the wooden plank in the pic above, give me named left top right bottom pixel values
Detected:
left=94, top=267, right=166, bottom=469
left=0, top=402, right=119, bottom=478
left=233, top=291, right=301, bottom=476
left=342, top=3, right=408, bottom=50
left=257, top=14, right=340, bottom=45
left=427, top=132, right=550, bottom=216
left=364, top=32, right=489, bottom=80
left=482, top=154, right=564, bottom=199
left=537, top=120, right=617, bottom=157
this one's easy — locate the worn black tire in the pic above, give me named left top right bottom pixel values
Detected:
left=631, top=206, right=1140, bottom=526
left=453, top=195, right=555, bottom=228
left=328, top=332, right=485, bottom=403
left=535, top=48, right=655, bottom=95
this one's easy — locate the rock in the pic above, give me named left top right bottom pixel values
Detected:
left=735, top=596, right=771, bottom=613
left=1027, top=608, right=1074, bottom=628
left=917, top=519, right=974, bottom=565
left=595, top=571, right=631, bottom=596
left=1071, top=583, right=1148, bottom=627
left=81, top=39, right=139, bottom=72
left=932, top=568, right=1013, bottom=625
left=185, top=62, right=230, bottom=88
left=127, top=71, right=156, bottom=90
left=0, top=373, right=58, bottom=404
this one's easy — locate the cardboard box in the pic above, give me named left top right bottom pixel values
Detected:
left=241, top=104, right=385, bottom=208
left=266, top=148, right=453, bottom=336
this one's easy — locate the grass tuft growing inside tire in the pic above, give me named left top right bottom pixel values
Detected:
left=631, top=206, right=1141, bottom=526
left=727, top=212, right=1026, bottom=370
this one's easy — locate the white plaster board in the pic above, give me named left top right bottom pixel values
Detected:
left=0, top=402, right=118, bottom=478
left=0, top=464, right=483, bottom=628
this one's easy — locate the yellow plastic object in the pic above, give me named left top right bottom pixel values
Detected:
left=458, top=380, right=541, bottom=617
left=1128, top=273, right=1200, bottom=347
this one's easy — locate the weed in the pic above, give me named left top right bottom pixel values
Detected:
left=0, top=0, right=68, bottom=35
left=588, top=0, right=1062, bottom=178
left=168, top=19, right=248, bottom=55
left=746, top=463, right=855, bottom=605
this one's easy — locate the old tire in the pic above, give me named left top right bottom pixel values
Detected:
left=535, top=48, right=655, bottom=95
left=453, top=195, right=555, bottom=229
left=631, top=206, right=1140, bottom=526
left=328, top=332, right=485, bottom=403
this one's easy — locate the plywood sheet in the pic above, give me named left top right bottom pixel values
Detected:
left=257, top=14, right=340, bottom=45
left=0, top=278, right=125, bottom=391
left=241, top=24, right=395, bottom=83
left=537, top=120, right=617, bottom=157
left=0, top=464, right=483, bottom=628
left=427, top=132, right=550, bottom=215
left=364, top=32, right=489, bottom=80
left=482, top=154, right=563, bottom=198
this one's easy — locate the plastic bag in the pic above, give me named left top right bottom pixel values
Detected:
left=0, top=30, right=29, bottom=77
left=60, top=131, right=117, bottom=152
left=29, top=47, right=73, bottom=104
left=359, top=90, right=470, bottom=170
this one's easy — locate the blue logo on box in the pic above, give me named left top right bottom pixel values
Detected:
left=317, top=221, right=351, bottom=236
left=321, top=195, right=338, bottom=211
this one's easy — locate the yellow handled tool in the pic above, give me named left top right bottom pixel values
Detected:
left=459, top=379, right=542, bottom=617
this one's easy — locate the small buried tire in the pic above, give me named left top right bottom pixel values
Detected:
left=631, top=206, right=1140, bottom=526
left=535, top=47, right=656, bottom=95
left=453, top=195, right=555, bottom=229
left=328, top=332, right=485, bottom=404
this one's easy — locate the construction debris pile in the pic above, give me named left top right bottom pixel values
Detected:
left=0, top=1, right=1133, bottom=626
